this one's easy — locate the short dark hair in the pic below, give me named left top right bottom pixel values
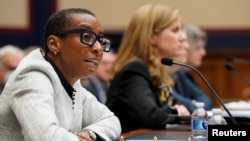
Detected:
left=43, top=8, right=95, bottom=53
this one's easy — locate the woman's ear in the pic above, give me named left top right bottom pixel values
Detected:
left=151, top=34, right=157, bottom=46
left=47, top=35, right=60, bottom=53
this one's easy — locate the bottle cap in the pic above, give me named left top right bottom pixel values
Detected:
left=212, top=108, right=222, bottom=113
left=195, top=102, right=204, bottom=107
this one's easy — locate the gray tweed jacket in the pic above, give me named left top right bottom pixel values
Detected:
left=0, top=49, right=121, bottom=141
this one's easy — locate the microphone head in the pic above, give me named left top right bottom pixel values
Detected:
left=226, top=56, right=234, bottom=62
left=161, top=58, right=173, bottom=66
left=225, top=63, right=234, bottom=72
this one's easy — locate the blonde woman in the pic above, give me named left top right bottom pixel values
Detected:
left=106, top=3, right=190, bottom=133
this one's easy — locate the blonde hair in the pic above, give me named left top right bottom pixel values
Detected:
left=110, top=3, right=182, bottom=87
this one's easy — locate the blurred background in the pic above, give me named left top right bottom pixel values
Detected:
left=0, top=0, right=250, bottom=107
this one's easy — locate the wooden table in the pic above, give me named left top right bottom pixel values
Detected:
left=121, top=128, right=191, bottom=141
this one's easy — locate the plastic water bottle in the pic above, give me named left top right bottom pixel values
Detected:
left=190, top=102, right=208, bottom=140
left=207, top=108, right=227, bottom=125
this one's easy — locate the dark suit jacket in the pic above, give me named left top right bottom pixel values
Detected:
left=173, top=69, right=213, bottom=112
left=85, top=76, right=108, bottom=104
left=106, top=60, right=179, bottom=133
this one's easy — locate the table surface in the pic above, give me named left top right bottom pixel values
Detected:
left=121, top=129, right=191, bottom=141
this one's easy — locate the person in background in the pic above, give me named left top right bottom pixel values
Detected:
left=0, top=44, right=24, bottom=94
left=105, top=3, right=190, bottom=133
left=82, top=49, right=117, bottom=104
left=184, top=24, right=208, bottom=84
left=0, top=8, right=121, bottom=141
left=23, top=45, right=41, bottom=56
left=172, top=24, right=213, bottom=112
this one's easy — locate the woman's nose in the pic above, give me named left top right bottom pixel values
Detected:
left=92, top=41, right=103, bottom=53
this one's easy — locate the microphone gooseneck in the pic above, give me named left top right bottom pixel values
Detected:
left=161, top=57, right=239, bottom=125
left=226, top=56, right=234, bottom=62
left=225, top=63, right=250, bottom=85
left=226, top=56, right=250, bottom=66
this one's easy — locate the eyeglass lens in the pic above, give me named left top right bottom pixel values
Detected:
left=81, top=31, right=110, bottom=52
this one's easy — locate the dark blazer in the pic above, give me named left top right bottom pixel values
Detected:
left=106, top=60, right=178, bottom=133
left=173, top=69, right=213, bottom=112
left=85, top=76, right=108, bottom=104
left=85, top=78, right=99, bottom=99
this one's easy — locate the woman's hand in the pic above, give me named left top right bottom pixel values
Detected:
left=171, top=104, right=190, bottom=116
left=73, top=131, right=93, bottom=141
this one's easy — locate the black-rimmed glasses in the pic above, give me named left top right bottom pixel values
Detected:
left=55, top=29, right=111, bottom=52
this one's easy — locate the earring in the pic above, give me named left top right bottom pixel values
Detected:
left=54, top=51, right=57, bottom=55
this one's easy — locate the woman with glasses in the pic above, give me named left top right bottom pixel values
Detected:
left=105, top=3, right=190, bottom=133
left=0, top=8, right=121, bottom=141
left=184, top=24, right=208, bottom=75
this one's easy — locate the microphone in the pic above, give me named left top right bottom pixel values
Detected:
left=161, top=57, right=239, bottom=125
left=224, top=63, right=250, bottom=85
left=227, top=56, right=250, bottom=66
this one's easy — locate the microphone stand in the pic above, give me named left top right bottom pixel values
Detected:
left=227, top=56, right=250, bottom=66
left=225, top=63, right=250, bottom=85
left=175, top=62, right=239, bottom=125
